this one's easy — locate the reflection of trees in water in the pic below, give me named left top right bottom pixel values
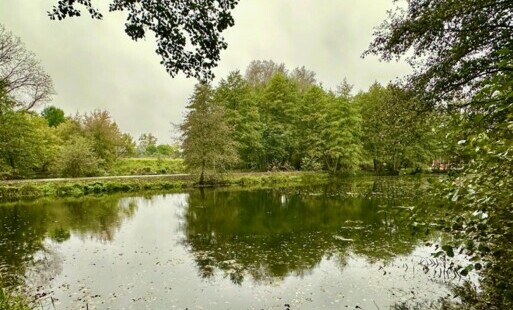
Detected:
left=0, top=196, right=139, bottom=289
left=182, top=181, right=442, bottom=284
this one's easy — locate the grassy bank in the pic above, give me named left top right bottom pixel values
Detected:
left=0, top=289, right=31, bottom=310
left=0, top=172, right=329, bottom=202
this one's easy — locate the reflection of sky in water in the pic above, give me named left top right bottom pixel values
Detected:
left=0, top=188, right=474, bottom=309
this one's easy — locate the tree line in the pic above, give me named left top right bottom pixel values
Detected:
left=0, top=101, right=177, bottom=179
left=0, top=106, right=183, bottom=179
left=180, top=60, right=455, bottom=180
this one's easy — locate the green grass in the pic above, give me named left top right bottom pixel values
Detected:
left=0, top=172, right=329, bottom=202
left=108, top=158, right=185, bottom=176
left=0, top=288, right=31, bottom=310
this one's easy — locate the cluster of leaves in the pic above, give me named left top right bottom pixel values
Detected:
left=181, top=60, right=442, bottom=178
left=48, top=0, right=239, bottom=80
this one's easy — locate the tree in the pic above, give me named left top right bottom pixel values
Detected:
left=155, top=144, right=180, bottom=158
left=215, top=71, right=263, bottom=169
left=81, top=110, right=124, bottom=167
left=137, top=133, right=158, bottom=156
left=58, top=135, right=101, bottom=177
left=290, top=66, right=316, bottom=93
left=0, top=25, right=54, bottom=110
left=0, top=110, right=60, bottom=178
left=181, top=83, right=238, bottom=184
left=260, top=72, right=299, bottom=169
left=48, top=0, right=239, bottom=80
left=365, top=0, right=513, bottom=106
left=320, top=90, right=363, bottom=173
left=355, top=83, right=434, bottom=174
left=298, top=85, right=362, bottom=173
left=245, top=60, right=287, bottom=88
left=118, top=133, right=137, bottom=158
left=41, top=106, right=65, bottom=127
left=367, top=1, right=513, bottom=307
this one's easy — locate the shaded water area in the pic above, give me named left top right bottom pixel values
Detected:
left=0, top=178, right=473, bottom=309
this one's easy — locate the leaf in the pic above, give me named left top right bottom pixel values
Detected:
left=442, top=245, right=455, bottom=257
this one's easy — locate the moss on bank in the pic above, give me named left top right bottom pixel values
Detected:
left=0, top=172, right=329, bottom=202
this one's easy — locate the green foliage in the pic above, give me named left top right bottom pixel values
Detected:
left=0, top=288, right=31, bottom=310
left=260, top=72, right=300, bottom=169
left=155, top=144, right=180, bottom=158
left=369, top=0, right=513, bottom=307
left=181, top=62, right=438, bottom=175
left=215, top=71, right=264, bottom=168
left=57, top=135, right=101, bottom=178
left=109, top=158, right=185, bottom=176
left=181, top=83, right=239, bottom=184
left=355, top=84, right=436, bottom=174
left=81, top=110, right=125, bottom=167
left=137, top=133, right=158, bottom=156
left=41, top=105, right=65, bottom=127
left=0, top=109, right=60, bottom=178
left=118, top=133, right=137, bottom=158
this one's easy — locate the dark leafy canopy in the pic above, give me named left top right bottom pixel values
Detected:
left=365, top=0, right=513, bottom=105
left=48, top=0, right=239, bottom=80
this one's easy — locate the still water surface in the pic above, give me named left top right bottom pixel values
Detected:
left=0, top=180, right=468, bottom=309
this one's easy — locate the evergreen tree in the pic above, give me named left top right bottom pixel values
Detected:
left=181, top=83, right=238, bottom=184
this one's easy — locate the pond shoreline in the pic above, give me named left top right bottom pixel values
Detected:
left=0, top=171, right=330, bottom=202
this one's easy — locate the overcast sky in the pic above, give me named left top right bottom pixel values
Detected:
left=0, top=1, right=411, bottom=144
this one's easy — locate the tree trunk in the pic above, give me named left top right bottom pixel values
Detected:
left=373, top=158, right=379, bottom=173
left=199, top=159, right=206, bottom=185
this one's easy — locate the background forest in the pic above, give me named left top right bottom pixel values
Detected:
left=181, top=60, right=456, bottom=178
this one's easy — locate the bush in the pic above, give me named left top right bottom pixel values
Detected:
left=57, top=136, right=101, bottom=177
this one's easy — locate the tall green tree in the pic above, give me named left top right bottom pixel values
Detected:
left=260, top=72, right=300, bottom=169
left=181, top=83, right=238, bottom=184
left=321, top=89, right=363, bottom=173
left=215, top=71, right=263, bottom=169
left=355, top=84, right=434, bottom=174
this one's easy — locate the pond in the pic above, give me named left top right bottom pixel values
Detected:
left=0, top=178, right=473, bottom=309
